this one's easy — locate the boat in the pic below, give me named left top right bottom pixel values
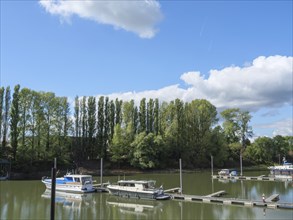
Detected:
left=41, top=173, right=96, bottom=193
left=268, top=159, right=293, bottom=181
left=107, top=180, right=171, bottom=200
left=218, top=169, right=237, bottom=177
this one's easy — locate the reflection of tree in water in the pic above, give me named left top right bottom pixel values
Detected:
left=212, top=204, right=256, bottom=220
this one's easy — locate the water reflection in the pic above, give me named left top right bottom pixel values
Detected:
left=106, top=195, right=163, bottom=217
left=41, top=189, right=94, bottom=209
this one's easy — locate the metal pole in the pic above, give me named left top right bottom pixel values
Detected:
left=211, top=155, right=214, bottom=177
left=50, top=158, right=57, bottom=220
left=100, top=158, right=103, bottom=187
left=240, top=152, right=243, bottom=176
left=179, top=158, right=182, bottom=194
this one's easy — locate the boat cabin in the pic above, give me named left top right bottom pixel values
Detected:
left=56, top=174, right=93, bottom=185
left=117, top=180, right=156, bottom=190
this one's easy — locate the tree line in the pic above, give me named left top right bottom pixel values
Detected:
left=0, top=85, right=292, bottom=170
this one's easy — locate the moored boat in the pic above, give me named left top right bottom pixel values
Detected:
left=218, top=169, right=237, bottom=177
left=41, top=173, right=96, bottom=193
left=268, top=159, right=293, bottom=181
left=107, top=180, right=170, bottom=200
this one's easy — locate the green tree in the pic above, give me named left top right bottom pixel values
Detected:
left=131, top=132, right=164, bottom=169
left=154, top=98, right=159, bottom=135
left=10, top=85, right=21, bottom=161
left=81, top=96, right=88, bottom=159
left=87, top=96, right=96, bottom=159
left=115, top=98, right=123, bottom=125
left=2, top=86, right=11, bottom=149
left=245, top=137, right=274, bottom=163
left=0, top=87, right=4, bottom=150
left=97, top=96, right=105, bottom=158
left=109, top=100, right=115, bottom=139
left=138, top=98, right=146, bottom=133
left=147, top=98, right=154, bottom=133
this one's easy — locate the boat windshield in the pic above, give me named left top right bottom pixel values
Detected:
left=81, top=177, right=92, bottom=184
left=147, top=181, right=156, bottom=188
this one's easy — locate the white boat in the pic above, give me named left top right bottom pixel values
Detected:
left=42, top=173, right=96, bottom=193
left=107, top=180, right=170, bottom=200
left=218, top=169, right=237, bottom=177
left=268, top=160, right=293, bottom=181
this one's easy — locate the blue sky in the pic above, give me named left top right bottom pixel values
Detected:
left=1, top=0, right=292, bottom=138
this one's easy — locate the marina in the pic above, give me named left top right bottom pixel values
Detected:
left=1, top=171, right=293, bottom=220
left=212, top=174, right=292, bottom=182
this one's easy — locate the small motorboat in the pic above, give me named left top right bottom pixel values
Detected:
left=42, top=173, right=96, bottom=193
left=107, top=180, right=171, bottom=200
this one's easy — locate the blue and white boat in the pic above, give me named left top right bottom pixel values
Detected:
left=42, top=173, right=96, bottom=193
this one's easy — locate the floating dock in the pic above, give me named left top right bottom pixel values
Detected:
left=212, top=175, right=292, bottom=182
left=169, top=191, right=293, bottom=210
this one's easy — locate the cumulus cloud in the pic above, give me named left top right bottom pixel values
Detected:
left=180, top=55, right=293, bottom=110
left=256, top=118, right=293, bottom=137
left=39, top=0, right=163, bottom=38
left=96, top=55, right=292, bottom=113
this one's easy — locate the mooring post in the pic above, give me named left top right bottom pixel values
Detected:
left=50, top=158, right=57, bottom=220
left=179, top=158, right=182, bottom=194
left=240, top=153, right=243, bottom=176
left=211, top=155, right=214, bottom=177
left=100, top=158, right=103, bottom=187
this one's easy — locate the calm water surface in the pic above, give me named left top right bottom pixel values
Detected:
left=1, top=171, right=292, bottom=220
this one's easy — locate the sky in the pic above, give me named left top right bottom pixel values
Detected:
left=0, top=0, right=292, bottom=139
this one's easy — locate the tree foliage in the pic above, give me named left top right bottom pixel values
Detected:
left=1, top=85, right=292, bottom=171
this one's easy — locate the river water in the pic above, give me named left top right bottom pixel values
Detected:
left=1, top=171, right=292, bottom=220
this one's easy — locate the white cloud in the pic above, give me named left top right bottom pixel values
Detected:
left=180, top=55, right=293, bottom=110
left=39, top=0, right=163, bottom=38
left=95, top=55, right=292, bottom=113
left=256, top=118, right=293, bottom=137
left=272, top=118, right=293, bottom=137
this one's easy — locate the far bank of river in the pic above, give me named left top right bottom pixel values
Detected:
left=8, top=164, right=269, bottom=180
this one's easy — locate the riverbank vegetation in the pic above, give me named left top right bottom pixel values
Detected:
left=0, top=85, right=292, bottom=173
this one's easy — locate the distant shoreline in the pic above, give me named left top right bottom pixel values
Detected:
left=6, top=165, right=268, bottom=181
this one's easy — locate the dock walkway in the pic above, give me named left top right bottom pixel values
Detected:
left=170, top=191, right=293, bottom=210
left=212, top=175, right=292, bottom=182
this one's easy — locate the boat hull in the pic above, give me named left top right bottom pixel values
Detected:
left=42, top=181, right=96, bottom=193
left=107, top=187, right=170, bottom=200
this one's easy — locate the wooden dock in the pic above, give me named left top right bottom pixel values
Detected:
left=169, top=191, right=293, bottom=210
left=212, top=175, right=292, bottom=182
left=164, top=187, right=181, bottom=193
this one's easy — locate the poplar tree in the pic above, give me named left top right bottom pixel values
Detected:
left=104, top=97, right=110, bottom=158
left=109, top=100, right=115, bottom=139
left=154, top=98, right=159, bottom=135
left=10, top=84, right=20, bottom=161
left=81, top=96, right=88, bottom=159
left=147, top=98, right=154, bottom=133
left=97, top=96, right=104, bottom=158
left=138, top=98, right=146, bottom=133
left=2, top=86, right=11, bottom=148
left=74, top=96, right=80, bottom=140
left=87, top=96, right=96, bottom=159
left=115, top=98, right=122, bottom=125
left=0, top=87, right=4, bottom=149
